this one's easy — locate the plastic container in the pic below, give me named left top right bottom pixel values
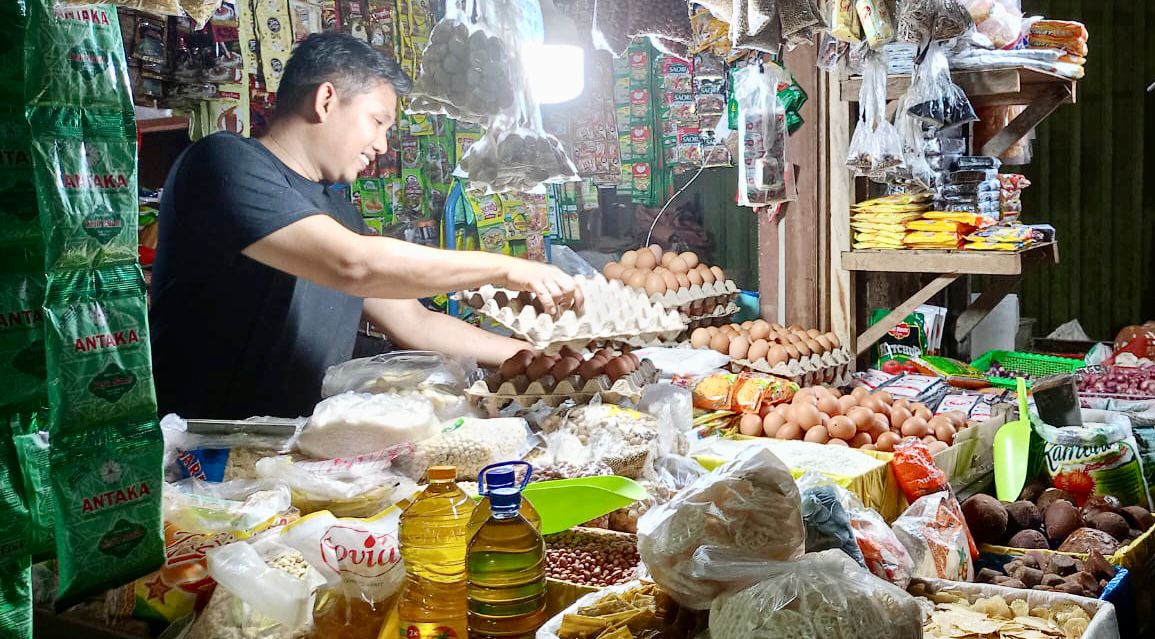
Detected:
left=398, top=466, right=475, bottom=639
left=468, top=462, right=541, bottom=542
left=971, top=350, right=1084, bottom=389
left=466, top=487, right=548, bottom=639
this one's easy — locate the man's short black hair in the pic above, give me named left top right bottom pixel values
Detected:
left=277, top=33, right=412, bottom=114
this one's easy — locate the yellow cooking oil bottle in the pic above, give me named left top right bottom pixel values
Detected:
left=398, top=466, right=475, bottom=639
left=467, top=462, right=541, bottom=542
left=466, top=485, right=547, bottom=639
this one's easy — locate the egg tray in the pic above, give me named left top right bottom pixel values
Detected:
left=729, top=347, right=855, bottom=387
left=466, top=359, right=658, bottom=410
left=459, top=276, right=685, bottom=351
left=680, top=302, right=740, bottom=327
left=646, top=279, right=740, bottom=313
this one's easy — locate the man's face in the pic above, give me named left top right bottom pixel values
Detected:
left=317, top=79, right=397, bottom=184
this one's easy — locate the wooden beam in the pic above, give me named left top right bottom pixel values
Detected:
left=981, top=84, right=1072, bottom=157
left=841, top=242, right=1057, bottom=276
left=828, top=73, right=855, bottom=354
left=955, top=275, right=1023, bottom=339
left=782, top=43, right=822, bottom=328
left=856, top=275, right=958, bottom=355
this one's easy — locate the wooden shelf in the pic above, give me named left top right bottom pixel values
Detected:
left=840, top=66, right=1077, bottom=107
left=841, top=242, right=1058, bottom=276
left=137, top=116, right=188, bottom=134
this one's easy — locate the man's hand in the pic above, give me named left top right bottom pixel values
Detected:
left=500, top=260, right=585, bottom=317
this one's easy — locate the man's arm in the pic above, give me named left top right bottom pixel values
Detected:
left=243, top=216, right=583, bottom=316
left=363, top=298, right=529, bottom=368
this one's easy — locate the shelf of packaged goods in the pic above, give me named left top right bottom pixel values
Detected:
left=842, top=242, right=1059, bottom=355
left=841, top=241, right=1058, bottom=276
left=840, top=66, right=1077, bottom=107
left=136, top=116, right=189, bottom=134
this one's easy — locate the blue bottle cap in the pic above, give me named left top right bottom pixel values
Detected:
left=489, top=487, right=522, bottom=515
left=484, top=466, right=517, bottom=492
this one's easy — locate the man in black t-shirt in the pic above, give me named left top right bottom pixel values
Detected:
left=150, top=34, right=582, bottom=419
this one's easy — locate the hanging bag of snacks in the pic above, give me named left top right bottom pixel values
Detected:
left=407, top=0, right=517, bottom=123
left=905, top=41, right=978, bottom=132
left=734, top=64, right=795, bottom=208
left=846, top=51, right=903, bottom=182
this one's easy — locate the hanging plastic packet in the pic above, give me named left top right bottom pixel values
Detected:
left=829, top=0, right=862, bottom=42
left=408, top=0, right=516, bottom=123
left=131, top=479, right=296, bottom=625
left=817, top=34, right=850, bottom=72
left=855, top=0, right=895, bottom=49
left=894, top=93, right=935, bottom=190
left=847, top=52, right=903, bottom=181
left=897, top=0, right=972, bottom=44
left=0, top=114, right=40, bottom=249
left=734, top=64, right=795, bottom=208
left=0, top=2, right=27, bottom=106
left=7, top=412, right=54, bottom=560
left=906, top=42, right=978, bottom=132
left=0, top=415, right=33, bottom=639
left=43, top=265, right=156, bottom=435
left=29, top=109, right=139, bottom=271
left=458, top=98, right=578, bottom=192
left=0, top=248, right=46, bottom=410
left=255, top=445, right=418, bottom=517
left=51, top=420, right=165, bottom=610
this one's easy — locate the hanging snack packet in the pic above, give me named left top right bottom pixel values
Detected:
left=24, top=0, right=133, bottom=113
left=7, top=412, right=54, bottom=559
left=0, top=2, right=27, bottom=106
left=0, top=248, right=46, bottom=410
left=0, top=415, right=33, bottom=639
left=29, top=109, right=139, bottom=272
left=51, top=420, right=165, bottom=610
left=734, top=65, right=793, bottom=207
left=44, top=265, right=156, bottom=434
left=0, top=112, right=41, bottom=249
left=906, top=42, right=977, bottom=131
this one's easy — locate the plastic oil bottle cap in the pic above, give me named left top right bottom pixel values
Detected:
left=428, top=466, right=457, bottom=481
left=484, top=466, right=517, bottom=493
left=489, top=487, right=522, bottom=516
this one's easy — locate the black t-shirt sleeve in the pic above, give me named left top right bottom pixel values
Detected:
left=170, top=134, right=324, bottom=258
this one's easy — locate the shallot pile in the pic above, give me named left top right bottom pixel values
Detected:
left=1077, top=366, right=1155, bottom=399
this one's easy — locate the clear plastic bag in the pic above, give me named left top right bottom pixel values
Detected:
left=160, top=413, right=305, bottom=482
left=847, top=51, right=904, bottom=182
left=778, top=0, right=826, bottom=48
left=457, top=101, right=579, bottom=193
left=540, top=399, right=688, bottom=479
left=636, top=447, right=805, bottom=609
left=962, top=0, right=1024, bottom=48
left=906, top=42, right=978, bottom=131
left=891, top=491, right=975, bottom=582
left=321, top=351, right=478, bottom=420
left=408, top=0, right=517, bottom=123
left=255, top=444, right=418, bottom=518
left=591, top=0, right=693, bottom=57
left=896, top=0, right=973, bottom=44
left=700, top=549, right=925, bottom=639
left=415, top=417, right=532, bottom=480
left=734, top=65, right=795, bottom=208
left=297, top=392, right=440, bottom=459
left=795, top=473, right=867, bottom=567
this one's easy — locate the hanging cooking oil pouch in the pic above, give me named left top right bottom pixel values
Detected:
left=24, top=0, right=133, bottom=113
left=29, top=108, right=137, bottom=271
left=51, top=420, right=164, bottom=611
left=7, top=412, right=54, bottom=560
left=0, top=111, right=41, bottom=248
left=44, top=264, right=156, bottom=435
left=0, top=413, right=32, bottom=638
left=0, top=248, right=46, bottom=411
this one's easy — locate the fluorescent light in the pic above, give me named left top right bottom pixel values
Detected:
left=527, top=0, right=585, bottom=105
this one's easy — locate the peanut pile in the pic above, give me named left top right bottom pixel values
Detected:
left=545, top=530, right=640, bottom=587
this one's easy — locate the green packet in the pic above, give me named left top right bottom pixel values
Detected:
left=0, top=246, right=46, bottom=411
left=0, top=1, right=28, bottom=107
left=0, top=110, right=41, bottom=248
left=23, top=0, right=133, bottom=113
left=0, top=556, right=32, bottom=639
left=29, top=107, right=138, bottom=272
left=44, top=264, right=156, bottom=435
left=8, top=411, right=54, bottom=560
left=51, top=420, right=163, bottom=611
left=0, top=412, right=33, bottom=638
left=869, top=307, right=928, bottom=366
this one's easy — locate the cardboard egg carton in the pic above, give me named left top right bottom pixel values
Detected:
left=460, top=276, right=685, bottom=351
left=729, top=347, right=854, bottom=387
left=467, top=359, right=658, bottom=410
left=681, top=302, right=740, bottom=327
left=647, top=279, right=740, bottom=313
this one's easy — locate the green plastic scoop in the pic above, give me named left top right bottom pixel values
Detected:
left=994, top=377, right=1033, bottom=502
left=521, top=476, right=650, bottom=535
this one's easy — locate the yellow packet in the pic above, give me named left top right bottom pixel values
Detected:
left=854, top=241, right=906, bottom=250
left=829, top=0, right=861, bottom=42
left=856, top=0, right=894, bottom=48
left=905, top=220, right=971, bottom=233
left=922, top=211, right=988, bottom=226
left=965, top=242, right=1024, bottom=251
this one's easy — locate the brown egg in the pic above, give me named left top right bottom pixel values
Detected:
left=762, top=412, right=786, bottom=437
left=675, top=273, right=691, bottom=289
left=635, top=249, right=657, bottom=270
left=828, top=438, right=849, bottom=447
left=812, top=385, right=834, bottom=399
left=901, top=416, right=930, bottom=438
left=922, top=435, right=938, bottom=446
left=829, top=387, right=842, bottom=398
left=804, top=425, right=830, bottom=444
left=721, top=324, right=739, bottom=336
left=795, top=404, right=822, bottom=431
left=627, top=271, right=648, bottom=289
left=709, top=333, right=731, bottom=354
left=779, top=404, right=795, bottom=424
left=875, top=431, right=901, bottom=452
left=777, top=423, right=803, bottom=440
left=620, top=250, right=638, bottom=267
left=875, top=391, right=894, bottom=405
left=710, top=265, right=726, bottom=281
left=728, top=335, right=751, bottom=360
left=767, top=345, right=788, bottom=365
left=686, top=268, right=704, bottom=286
left=859, top=396, right=884, bottom=414
left=704, top=326, right=719, bottom=336
left=680, top=252, right=700, bottom=269
left=892, top=399, right=910, bottom=412
left=647, top=244, right=663, bottom=261
left=690, top=327, right=712, bottom=349
left=861, top=443, right=878, bottom=451
left=668, top=256, right=690, bottom=274
left=738, top=413, right=764, bottom=436
left=792, top=388, right=817, bottom=407
left=805, top=339, right=823, bottom=355
left=913, top=405, right=933, bottom=421
left=596, top=348, right=615, bottom=360
left=578, top=358, right=604, bottom=381
left=785, top=333, right=804, bottom=344
left=619, top=267, right=637, bottom=283
left=889, top=406, right=912, bottom=430
left=828, top=416, right=857, bottom=441
left=825, top=332, right=842, bottom=349
left=806, top=328, right=822, bottom=339
left=815, top=334, right=833, bottom=351
left=795, top=341, right=812, bottom=358
left=928, top=441, right=949, bottom=454
left=784, top=344, right=801, bottom=360
left=838, top=394, right=859, bottom=414
left=847, top=407, right=875, bottom=432
left=747, top=339, right=771, bottom=363
left=931, top=419, right=957, bottom=445
left=603, top=262, right=624, bottom=280
left=817, top=395, right=841, bottom=417
left=660, top=252, right=675, bottom=267
left=851, top=387, right=870, bottom=401
left=550, top=357, right=581, bottom=380
left=659, top=269, right=679, bottom=291
left=868, top=414, right=890, bottom=440
left=740, top=321, right=754, bottom=330
left=697, top=263, right=716, bottom=284
left=944, top=411, right=968, bottom=428
left=748, top=321, right=771, bottom=341
left=850, top=432, right=873, bottom=448
left=644, top=273, right=666, bottom=296
left=526, top=356, right=554, bottom=381
left=499, top=350, right=536, bottom=379
left=605, top=357, right=632, bottom=381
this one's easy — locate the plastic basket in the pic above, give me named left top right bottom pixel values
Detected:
left=971, top=350, right=1083, bottom=389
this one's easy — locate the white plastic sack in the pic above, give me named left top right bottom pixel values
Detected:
left=255, top=444, right=418, bottom=517
left=205, top=532, right=327, bottom=631
left=299, top=392, right=440, bottom=459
